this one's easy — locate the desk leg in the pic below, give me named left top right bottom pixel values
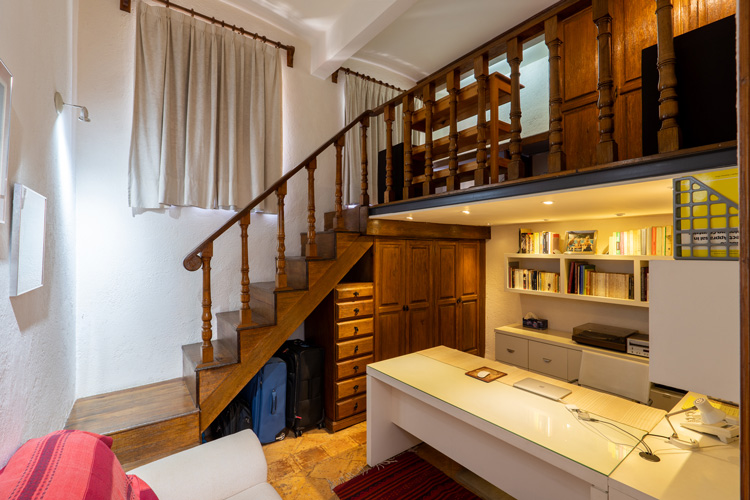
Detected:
left=367, top=375, right=421, bottom=466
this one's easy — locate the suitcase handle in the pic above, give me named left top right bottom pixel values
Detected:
left=271, top=389, right=277, bottom=415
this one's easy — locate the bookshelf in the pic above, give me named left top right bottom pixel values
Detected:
left=504, top=253, right=673, bottom=307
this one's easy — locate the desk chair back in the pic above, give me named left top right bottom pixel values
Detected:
left=578, top=351, right=650, bottom=404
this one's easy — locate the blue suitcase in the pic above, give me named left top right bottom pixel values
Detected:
left=241, top=357, right=287, bottom=444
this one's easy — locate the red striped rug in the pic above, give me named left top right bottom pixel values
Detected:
left=333, top=452, right=481, bottom=500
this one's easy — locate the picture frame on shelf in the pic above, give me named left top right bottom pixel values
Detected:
left=565, top=230, right=597, bottom=254
left=0, top=57, right=13, bottom=224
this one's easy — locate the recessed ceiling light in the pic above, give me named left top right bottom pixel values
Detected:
left=542, top=201, right=554, bottom=205
left=462, top=209, right=471, bottom=214
left=406, top=215, right=414, bottom=220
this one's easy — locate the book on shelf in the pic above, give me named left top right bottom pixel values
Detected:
left=606, top=225, right=673, bottom=256
left=517, top=228, right=560, bottom=254
left=566, top=261, right=634, bottom=300
left=507, top=261, right=559, bottom=293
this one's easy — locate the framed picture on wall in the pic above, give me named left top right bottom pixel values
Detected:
left=0, top=57, right=12, bottom=224
left=565, top=230, right=597, bottom=254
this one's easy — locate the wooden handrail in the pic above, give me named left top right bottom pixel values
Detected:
left=183, top=109, right=377, bottom=271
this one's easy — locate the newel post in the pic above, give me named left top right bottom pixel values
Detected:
left=474, top=53, right=489, bottom=186
left=384, top=104, right=395, bottom=203
left=447, top=68, right=460, bottom=191
left=545, top=16, right=566, bottom=172
left=306, top=159, right=318, bottom=257
left=333, top=136, right=345, bottom=229
left=402, top=95, right=414, bottom=200
left=200, top=242, right=214, bottom=364
left=594, top=0, right=618, bottom=164
left=359, top=116, right=370, bottom=206
left=422, top=82, right=436, bottom=196
left=655, top=0, right=681, bottom=152
left=276, top=182, right=288, bottom=289
left=507, top=38, right=524, bottom=180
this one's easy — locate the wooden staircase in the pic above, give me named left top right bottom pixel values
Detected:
left=67, top=220, right=373, bottom=469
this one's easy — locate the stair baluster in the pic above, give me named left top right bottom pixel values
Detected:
left=334, top=136, right=345, bottom=229
left=447, top=69, right=460, bottom=191
left=359, top=117, right=370, bottom=206
left=306, top=159, right=318, bottom=257
left=422, top=82, right=435, bottom=195
left=239, top=214, right=252, bottom=326
left=474, top=54, right=489, bottom=186
left=655, top=0, right=681, bottom=152
left=276, top=182, right=287, bottom=289
left=201, top=242, right=214, bottom=364
left=384, top=103, right=395, bottom=203
left=507, top=38, right=524, bottom=180
left=545, top=16, right=566, bottom=172
left=402, top=94, right=413, bottom=200
left=594, top=0, right=618, bottom=164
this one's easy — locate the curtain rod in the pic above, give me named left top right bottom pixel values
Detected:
left=332, top=67, right=405, bottom=92
left=119, top=0, right=295, bottom=67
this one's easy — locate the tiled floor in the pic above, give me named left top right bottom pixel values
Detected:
left=262, top=422, right=516, bottom=500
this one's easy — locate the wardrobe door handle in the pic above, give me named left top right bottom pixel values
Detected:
left=457, top=298, right=462, bottom=303
left=543, top=358, right=552, bottom=363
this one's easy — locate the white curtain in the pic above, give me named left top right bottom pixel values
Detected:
left=128, top=1, right=281, bottom=211
left=343, top=74, right=403, bottom=206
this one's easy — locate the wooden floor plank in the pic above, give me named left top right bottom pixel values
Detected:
left=66, top=378, right=198, bottom=435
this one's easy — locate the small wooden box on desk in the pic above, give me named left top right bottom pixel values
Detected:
left=306, top=282, right=374, bottom=432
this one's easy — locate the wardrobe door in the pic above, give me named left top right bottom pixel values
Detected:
left=405, top=240, right=435, bottom=352
left=374, top=240, right=406, bottom=360
left=457, top=241, right=481, bottom=354
left=434, top=241, right=458, bottom=349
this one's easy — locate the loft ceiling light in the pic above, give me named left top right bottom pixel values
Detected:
left=542, top=200, right=554, bottom=205
left=54, top=92, right=91, bottom=122
left=462, top=208, right=471, bottom=214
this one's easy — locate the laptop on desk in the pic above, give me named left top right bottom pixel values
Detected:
left=513, top=377, right=572, bottom=401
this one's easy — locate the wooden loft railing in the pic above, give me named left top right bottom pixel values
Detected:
left=184, top=0, right=736, bottom=364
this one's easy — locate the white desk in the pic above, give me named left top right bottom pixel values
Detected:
left=367, top=347, right=660, bottom=500
left=608, top=392, right=740, bottom=500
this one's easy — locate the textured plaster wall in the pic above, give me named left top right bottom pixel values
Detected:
left=485, top=214, right=673, bottom=359
left=73, top=0, right=412, bottom=397
left=0, top=0, right=77, bottom=466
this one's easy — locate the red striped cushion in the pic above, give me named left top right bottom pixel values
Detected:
left=0, top=430, right=158, bottom=500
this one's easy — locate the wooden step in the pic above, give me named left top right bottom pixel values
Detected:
left=65, top=378, right=199, bottom=469
left=300, top=231, right=337, bottom=258
left=323, top=207, right=363, bottom=232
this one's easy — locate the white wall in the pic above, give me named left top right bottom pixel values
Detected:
left=74, top=0, right=348, bottom=397
left=0, top=0, right=77, bottom=466
left=485, top=214, right=673, bottom=358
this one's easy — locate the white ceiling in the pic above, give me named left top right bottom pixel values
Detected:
left=224, top=0, right=560, bottom=82
left=369, top=177, right=678, bottom=227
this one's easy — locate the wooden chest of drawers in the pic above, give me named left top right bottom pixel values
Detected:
left=305, top=282, right=373, bottom=432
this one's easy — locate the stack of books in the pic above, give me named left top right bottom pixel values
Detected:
left=507, top=262, right=559, bottom=293
left=518, top=228, right=560, bottom=254
left=607, top=226, right=673, bottom=256
left=567, top=261, right=634, bottom=300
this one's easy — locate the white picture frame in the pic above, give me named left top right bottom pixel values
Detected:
left=10, top=184, right=47, bottom=297
left=0, top=58, right=12, bottom=224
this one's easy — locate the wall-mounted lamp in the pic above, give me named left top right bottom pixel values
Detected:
left=54, top=92, right=91, bottom=122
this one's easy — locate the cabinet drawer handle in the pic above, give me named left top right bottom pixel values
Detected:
left=353, top=384, right=359, bottom=392
left=543, top=357, right=552, bottom=363
left=353, top=308, right=360, bottom=315
left=354, top=345, right=359, bottom=353
left=353, top=365, right=359, bottom=372
left=354, top=402, right=359, bottom=411
left=354, top=326, right=359, bottom=333
left=353, top=291, right=359, bottom=297
left=507, top=348, right=515, bottom=354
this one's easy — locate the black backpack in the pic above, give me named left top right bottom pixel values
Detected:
left=208, top=396, right=253, bottom=439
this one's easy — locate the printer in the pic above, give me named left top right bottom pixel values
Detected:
left=572, top=323, right=638, bottom=352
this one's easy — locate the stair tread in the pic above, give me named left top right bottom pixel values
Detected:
left=216, top=309, right=275, bottom=331
left=248, top=281, right=307, bottom=293
left=65, top=378, right=198, bottom=436
left=287, top=255, right=333, bottom=262
left=182, top=338, right=238, bottom=372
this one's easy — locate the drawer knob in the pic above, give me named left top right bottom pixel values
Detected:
left=507, top=348, right=515, bottom=354
left=353, top=291, right=359, bottom=297
left=353, top=384, right=359, bottom=392
left=353, top=308, right=360, bottom=315
left=457, top=298, right=462, bottom=304
left=543, top=357, right=552, bottom=363
left=354, top=402, right=359, bottom=411
left=353, top=365, right=359, bottom=372
left=354, top=345, right=359, bottom=353
left=354, top=326, right=359, bottom=333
